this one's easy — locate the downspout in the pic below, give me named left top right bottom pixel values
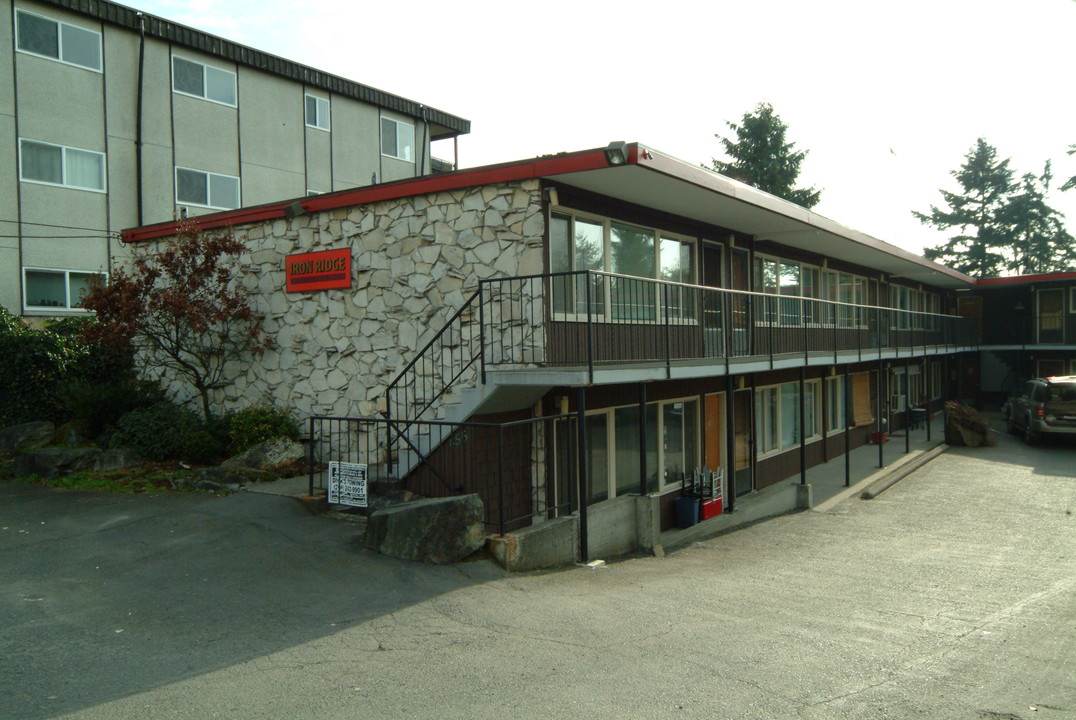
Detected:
left=419, top=105, right=429, bottom=176
left=135, top=12, right=146, bottom=226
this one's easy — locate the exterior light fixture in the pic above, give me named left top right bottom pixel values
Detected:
left=283, top=201, right=305, bottom=220
left=604, top=141, right=629, bottom=166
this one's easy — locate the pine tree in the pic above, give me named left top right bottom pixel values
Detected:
left=1002, top=162, right=1076, bottom=274
left=1062, top=144, right=1076, bottom=192
left=711, top=102, right=821, bottom=209
left=916, top=138, right=1016, bottom=278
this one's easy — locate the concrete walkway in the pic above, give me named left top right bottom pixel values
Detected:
left=243, top=412, right=954, bottom=555
left=659, top=410, right=950, bottom=551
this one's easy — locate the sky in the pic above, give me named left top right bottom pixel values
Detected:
left=137, top=0, right=1076, bottom=258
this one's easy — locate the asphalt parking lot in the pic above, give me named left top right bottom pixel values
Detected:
left=2, top=427, right=1073, bottom=720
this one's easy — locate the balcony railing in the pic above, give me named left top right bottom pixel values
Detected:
left=478, top=271, right=977, bottom=378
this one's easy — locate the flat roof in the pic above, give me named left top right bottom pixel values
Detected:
left=36, top=0, right=470, bottom=139
left=122, top=142, right=978, bottom=290
left=975, top=272, right=1076, bottom=287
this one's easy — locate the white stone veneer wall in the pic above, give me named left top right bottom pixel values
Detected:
left=153, top=180, right=546, bottom=420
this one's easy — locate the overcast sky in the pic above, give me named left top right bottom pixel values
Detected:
left=138, top=0, right=1075, bottom=259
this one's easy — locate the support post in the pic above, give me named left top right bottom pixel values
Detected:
left=725, top=375, right=736, bottom=513
left=478, top=282, right=487, bottom=385
left=799, top=366, right=807, bottom=485
left=575, top=387, right=589, bottom=564
left=877, top=358, right=885, bottom=469
left=497, top=425, right=506, bottom=536
left=905, top=357, right=911, bottom=454
left=843, top=365, right=851, bottom=487
left=638, top=383, right=648, bottom=496
left=585, top=272, right=595, bottom=385
left=308, top=416, right=316, bottom=496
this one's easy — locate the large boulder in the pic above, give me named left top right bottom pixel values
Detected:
left=365, top=494, right=486, bottom=564
left=11, top=447, right=102, bottom=480
left=93, top=448, right=144, bottom=472
left=0, top=421, right=55, bottom=454
left=222, top=438, right=305, bottom=472
left=9, top=446, right=145, bottom=480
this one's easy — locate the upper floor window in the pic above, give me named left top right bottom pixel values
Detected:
left=549, top=211, right=696, bottom=320
left=175, top=167, right=240, bottom=210
left=15, top=10, right=101, bottom=71
left=19, top=139, right=106, bottom=192
left=305, top=95, right=330, bottom=131
left=23, top=268, right=105, bottom=311
left=172, top=56, right=236, bottom=106
left=381, top=117, right=414, bottom=161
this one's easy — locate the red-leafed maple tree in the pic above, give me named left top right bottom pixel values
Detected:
left=81, top=223, right=271, bottom=421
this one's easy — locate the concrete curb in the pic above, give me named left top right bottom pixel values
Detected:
left=810, top=442, right=949, bottom=513
left=860, top=444, right=949, bottom=500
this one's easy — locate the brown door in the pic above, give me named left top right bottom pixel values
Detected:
left=704, top=393, right=723, bottom=472
left=732, top=389, right=753, bottom=496
left=1037, top=289, right=1064, bottom=344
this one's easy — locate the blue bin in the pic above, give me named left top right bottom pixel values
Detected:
left=675, top=496, right=700, bottom=528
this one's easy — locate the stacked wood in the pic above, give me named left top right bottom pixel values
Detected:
left=944, top=401, right=995, bottom=447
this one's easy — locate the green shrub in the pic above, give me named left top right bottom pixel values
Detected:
left=180, top=428, right=224, bottom=466
left=112, top=401, right=201, bottom=461
left=61, top=379, right=166, bottom=440
left=0, top=309, right=136, bottom=427
left=0, top=309, right=82, bottom=425
left=228, top=405, right=300, bottom=453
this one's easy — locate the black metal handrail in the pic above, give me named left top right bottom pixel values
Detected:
left=384, top=288, right=483, bottom=431
left=478, top=270, right=978, bottom=375
left=307, top=413, right=578, bottom=534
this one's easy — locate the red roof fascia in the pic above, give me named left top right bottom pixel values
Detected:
left=121, top=147, right=628, bottom=243
left=976, top=271, right=1076, bottom=286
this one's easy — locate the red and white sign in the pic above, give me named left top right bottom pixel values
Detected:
left=285, top=248, right=351, bottom=293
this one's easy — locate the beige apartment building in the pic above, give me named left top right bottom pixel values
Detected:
left=1, top=0, right=469, bottom=315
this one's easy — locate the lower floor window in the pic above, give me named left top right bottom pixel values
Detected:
left=826, top=376, right=846, bottom=433
left=756, top=380, right=821, bottom=457
left=23, top=268, right=104, bottom=310
left=559, top=396, right=700, bottom=505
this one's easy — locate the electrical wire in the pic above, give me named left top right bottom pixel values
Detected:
left=0, top=218, right=116, bottom=234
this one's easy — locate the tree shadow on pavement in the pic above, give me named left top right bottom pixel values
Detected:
left=0, top=483, right=507, bottom=720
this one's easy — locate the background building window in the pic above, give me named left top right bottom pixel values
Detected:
left=19, top=140, right=105, bottom=191
left=16, top=10, right=101, bottom=71
left=172, top=57, right=236, bottom=106
left=175, top=168, right=240, bottom=209
left=23, top=268, right=104, bottom=310
left=380, top=117, right=415, bottom=161
left=305, top=95, right=330, bottom=130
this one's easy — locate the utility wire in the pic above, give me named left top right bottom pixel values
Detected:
left=0, top=234, right=116, bottom=239
left=0, top=218, right=117, bottom=234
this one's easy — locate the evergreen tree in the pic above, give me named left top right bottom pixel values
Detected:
left=711, top=102, right=821, bottom=208
left=916, top=138, right=1016, bottom=278
left=1062, top=144, right=1076, bottom=192
left=1002, top=162, right=1076, bottom=274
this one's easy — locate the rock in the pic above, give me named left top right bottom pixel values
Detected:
left=11, top=447, right=101, bottom=480
left=365, top=494, right=486, bottom=564
left=944, top=401, right=995, bottom=447
left=222, top=438, right=305, bottom=471
left=0, top=421, right=55, bottom=453
left=53, top=420, right=88, bottom=447
left=93, top=448, right=143, bottom=472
